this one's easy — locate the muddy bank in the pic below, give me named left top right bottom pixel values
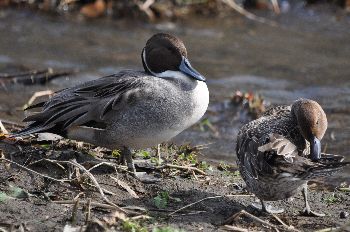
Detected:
left=0, top=139, right=349, bottom=231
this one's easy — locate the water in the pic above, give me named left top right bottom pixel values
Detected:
left=0, top=6, right=349, bottom=178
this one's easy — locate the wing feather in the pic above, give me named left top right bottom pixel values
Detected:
left=14, top=71, right=147, bottom=137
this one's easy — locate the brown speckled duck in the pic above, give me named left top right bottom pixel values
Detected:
left=236, top=98, right=348, bottom=216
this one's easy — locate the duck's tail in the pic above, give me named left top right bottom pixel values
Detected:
left=302, top=153, right=349, bottom=179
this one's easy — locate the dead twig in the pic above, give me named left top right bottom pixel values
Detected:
left=53, top=200, right=143, bottom=216
left=314, top=228, right=340, bottom=232
left=224, top=210, right=300, bottom=232
left=87, top=161, right=132, bottom=175
left=110, top=176, right=139, bottom=199
left=224, top=210, right=276, bottom=228
left=131, top=215, right=152, bottom=220
left=53, top=200, right=117, bottom=210
left=0, top=157, right=127, bottom=214
left=270, top=0, right=280, bottom=14
left=0, top=118, right=24, bottom=128
left=221, top=225, right=248, bottom=232
left=315, top=220, right=350, bottom=232
left=0, top=68, right=53, bottom=78
left=171, top=210, right=207, bottom=217
left=47, top=159, right=127, bottom=214
left=221, top=0, right=278, bottom=27
left=136, top=0, right=155, bottom=21
left=0, top=120, right=8, bottom=134
left=169, top=196, right=222, bottom=216
left=0, top=68, right=74, bottom=86
left=273, top=214, right=301, bottom=232
left=157, top=163, right=207, bottom=175
left=271, top=213, right=299, bottom=232
left=85, top=198, right=91, bottom=224
left=169, top=194, right=253, bottom=216
left=0, top=157, right=71, bottom=182
left=23, top=90, right=54, bottom=109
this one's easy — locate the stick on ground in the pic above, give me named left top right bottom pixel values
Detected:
left=169, top=194, right=253, bottom=216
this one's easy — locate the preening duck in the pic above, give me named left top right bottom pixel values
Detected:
left=236, top=98, right=348, bottom=216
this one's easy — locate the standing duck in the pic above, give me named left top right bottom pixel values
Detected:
left=236, top=98, right=348, bottom=216
left=13, top=33, right=209, bottom=175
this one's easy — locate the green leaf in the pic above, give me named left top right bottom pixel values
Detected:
left=112, top=150, right=121, bottom=158
left=0, top=192, right=9, bottom=203
left=154, top=191, right=169, bottom=209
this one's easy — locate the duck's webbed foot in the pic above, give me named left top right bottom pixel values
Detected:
left=300, top=208, right=325, bottom=217
left=300, top=185, right=325, bottom=217
left=252, top=199, right=285, bottom=214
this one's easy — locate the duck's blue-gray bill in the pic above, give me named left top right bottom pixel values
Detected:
left=310, top=136, right=321, bottom=161
left=179, top=57, right=206, bottom=82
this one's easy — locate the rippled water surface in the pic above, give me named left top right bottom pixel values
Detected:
left=0, top=7, right=349, bottom=178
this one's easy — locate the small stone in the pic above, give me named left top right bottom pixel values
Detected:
left=340, top=211, right=349, bottom=219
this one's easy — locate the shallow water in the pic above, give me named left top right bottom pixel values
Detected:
left=0, top=6, right=349, bottom=178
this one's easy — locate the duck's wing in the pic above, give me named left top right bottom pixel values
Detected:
left=237, top=128, right=349, bottom=180
left=13, top=71, right=148, bottom=137
left=255, top=133, right=348, bottom=179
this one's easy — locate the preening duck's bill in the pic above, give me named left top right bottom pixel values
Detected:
left=179, top=56, right=206, bottom=82
left=310, top=136, right=321, bottom=161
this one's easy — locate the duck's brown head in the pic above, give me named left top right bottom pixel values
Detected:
left=291, top=99, right=327, bottom=161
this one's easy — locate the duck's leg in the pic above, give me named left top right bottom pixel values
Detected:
left=300, top=185, right=325, bottom=217
left=252, top=199, right=284, bottom=214
left=120, top=147, right=160, bottom=183
left=156, top=144, right=162, bottom=165
left=120, top=147, right=136, bottom=174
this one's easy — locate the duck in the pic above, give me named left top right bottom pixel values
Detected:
left=236, top=98, right=348, bottom=216
left=13, top=33, right=209, bottom=175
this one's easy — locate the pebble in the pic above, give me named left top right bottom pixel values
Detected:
left=340, top=211, right=349, bottom=219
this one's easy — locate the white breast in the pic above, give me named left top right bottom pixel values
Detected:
left=186, top=80, right=209, bottom=128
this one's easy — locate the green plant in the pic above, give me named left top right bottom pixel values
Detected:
left=0, top=192, right=9, bottom=203
left=218, top=162, right=231, bottom=172
left=232, top=170, right=240, bottom=177
left=198, top=161, right=212, bottom=171
left=112, top=149, right=121, bottom=158
left=9, top=186, right=28, bottom=198
left=174, top=152, right=197, bottom=166
left=40, top=144, right=51, bottom=149
left=122, top=220, right=148, bottom=232
left=154, top=191, right=170, bottom=209
left=137, top=150, right=151, bottom=159
left=323, top=193, right=340, bottom=204
left=199, top=118, right=212, bottom=132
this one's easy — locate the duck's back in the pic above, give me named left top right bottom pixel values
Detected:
left=236, top=105, right=305, bottom=159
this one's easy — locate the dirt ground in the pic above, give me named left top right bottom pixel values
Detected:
left=0, top=137, right=349, bottom=232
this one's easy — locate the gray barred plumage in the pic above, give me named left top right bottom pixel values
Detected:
left=13, top=33, right=209, bottom=176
